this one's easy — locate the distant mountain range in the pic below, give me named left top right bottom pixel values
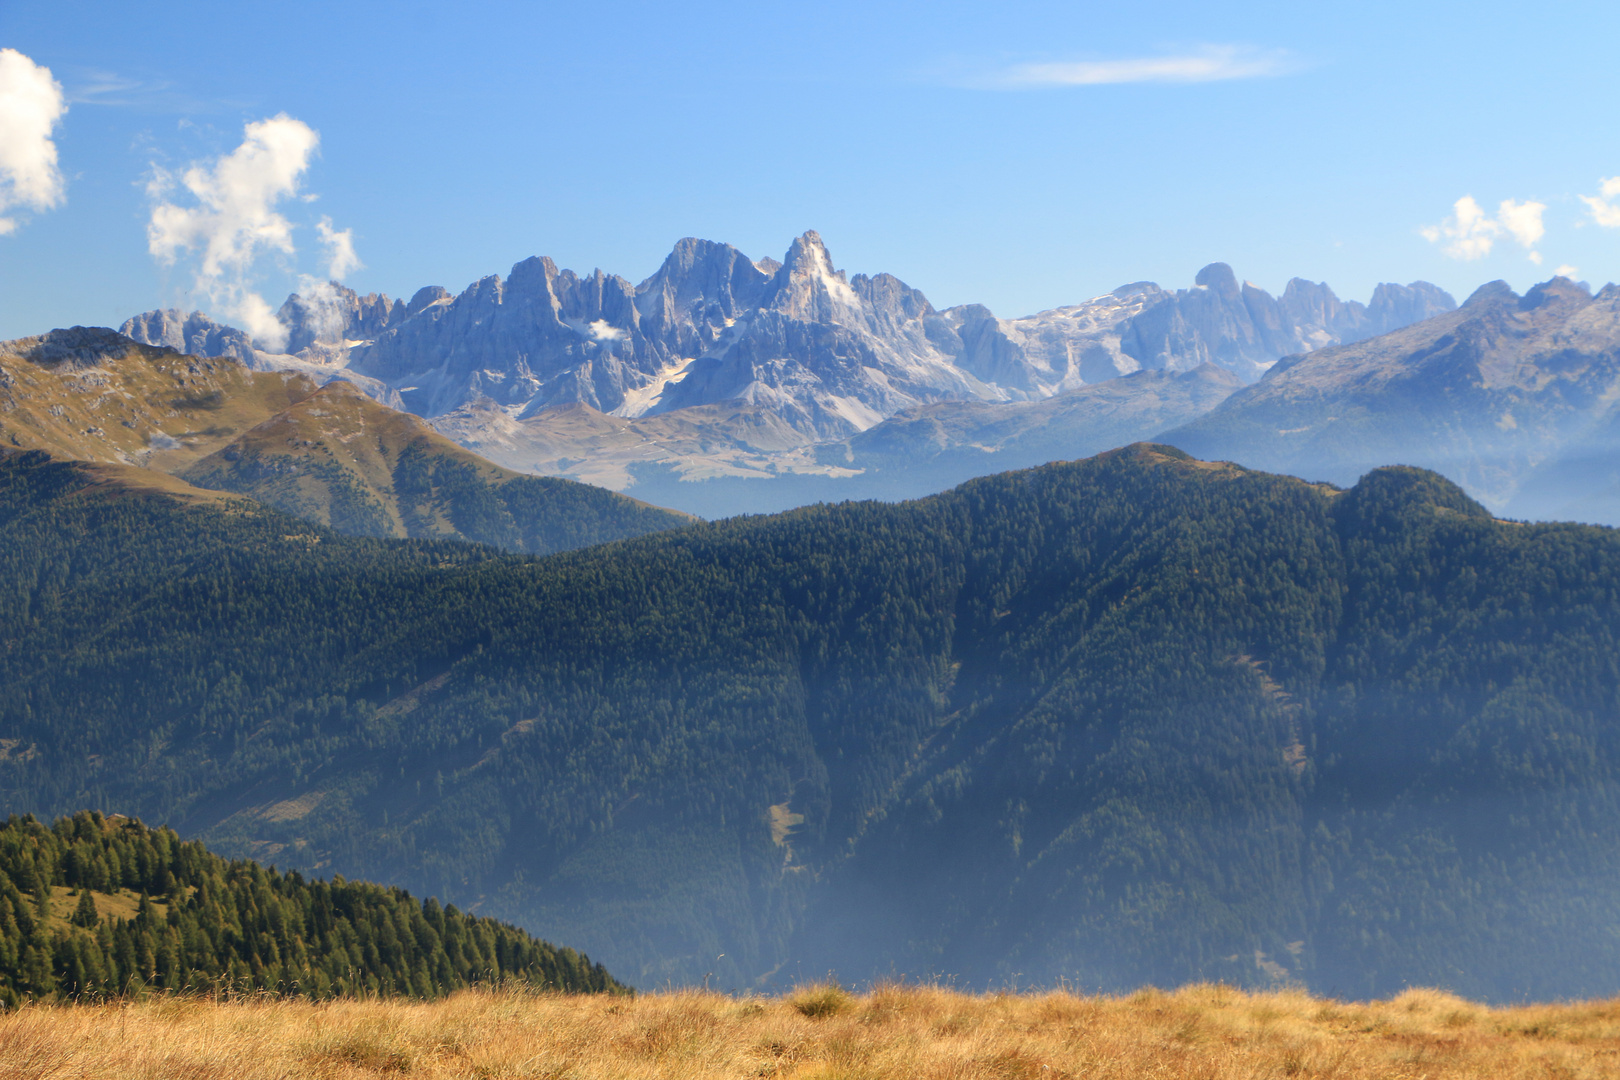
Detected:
left=90, top=240, right=1620, bottom=530
left=1165, top=277, right=1620, bottom=524
left=120, top=232, right=1457, bottom=516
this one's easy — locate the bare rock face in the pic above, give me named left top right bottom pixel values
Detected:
left=926, top=267, right=1455, bottom=394
left=277, top=283, right=408, bottom=355
left=120, top=310, right=255, bottom=365
left=120, top=236, right=1455, bottom=445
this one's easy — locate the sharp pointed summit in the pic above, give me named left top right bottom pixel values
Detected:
left=117, top=232, right=1458, bottom=514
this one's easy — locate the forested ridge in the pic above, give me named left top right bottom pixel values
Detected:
left=1, top=443, right=1618, bottom=1000
left=0, top=810, right=623, bottom=1005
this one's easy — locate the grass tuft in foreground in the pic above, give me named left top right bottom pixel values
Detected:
left=2, top=982, right=1619, bottom=1079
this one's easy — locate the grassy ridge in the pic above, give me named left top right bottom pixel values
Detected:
left=1, top=983, right=1616, bottom=1078
left=179, top=380, right=693, bottom=550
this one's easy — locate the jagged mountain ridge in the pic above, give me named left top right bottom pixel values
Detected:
left=1161, top=276, right=1620, bottom=522
left=943, top=265, right=1454, bottom=390
left=121, top=233, right=1455, bottom=446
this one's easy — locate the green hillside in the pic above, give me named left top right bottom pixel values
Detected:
left=1, top=443, right=1618, bottom=999
left=0, top=810, right=624, bottom=1006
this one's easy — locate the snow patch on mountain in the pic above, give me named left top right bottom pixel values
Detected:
left=121, top=236, right=1456, bottom=445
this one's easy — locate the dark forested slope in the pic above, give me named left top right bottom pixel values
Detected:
left=0, top=444, right=1618, bottom=1001
left=0, top=810, right=623, bottom=1006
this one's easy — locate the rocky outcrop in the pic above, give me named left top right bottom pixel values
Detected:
left=277, top=283, right=408, bottom=355
left=120, top=309, right=256, bottom=365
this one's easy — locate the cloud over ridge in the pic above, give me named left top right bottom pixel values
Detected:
left=146, top=114, right=358, bottom=352
left=0, top=49, right=68, bottom=236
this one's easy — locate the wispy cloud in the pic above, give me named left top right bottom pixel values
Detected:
left=67, top=70, right=158, bottom=106
left=956, top=45, right=1298, bottom=90
left=146, top=114, right=360, bottom=351
left=62, top=66, right=242, bottom=114
left=1422, top=195, right=1545, bottom=263
left=316, top=216, right=361, bottom=279
left=0, top=49, right=68, bottom=236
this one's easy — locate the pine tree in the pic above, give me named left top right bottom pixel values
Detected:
left=71, top=889, right=97, bottom=929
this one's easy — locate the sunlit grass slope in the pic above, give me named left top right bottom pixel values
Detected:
left=180, top=380, right=693, bottom=550
left=0, top=327, right=692, bottom=551
left=0, top=329, right=317, bottom=471
left=2, top=983, right=1617, bottom=1079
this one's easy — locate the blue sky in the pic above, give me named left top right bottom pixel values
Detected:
left=1, top=0, right=1617, bottom=340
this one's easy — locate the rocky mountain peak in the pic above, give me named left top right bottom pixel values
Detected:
left=1278, top=278, right=1347, bottom=329
left=765, top=230, right=865, bottom=325
left=407, top=286, right=452, bottom=316
left=3, top=326, right=135, bottom=368
left=278, top=282, right=406, bottom=353
left=1194, top=262, right=1241, bottom=294
left=120, top=309, right=255, bottom=365
left=635, top=238, right=770, bottom=324
left=1462, top=280, right=1517, bottom=307
left=1520, top=276, right=1592, bottom=312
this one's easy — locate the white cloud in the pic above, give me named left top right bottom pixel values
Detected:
left=0, top=49, right=68, bottom=236
left=290, top=279, right=352, bottom=345
left=1421, top=196, right=1500, bottom=260
left=1580, top=176, right=1620, bottom=228
left=146, top=114, right=359, bottom=351
left=1497, top=199, right=1546, bottom=250
left=971, top=45, right=1295, bottom=89
left=1555, top=264, right=1579, bottom=278
left=1422, top=195, right=1545, bottom=263
left=316, top=216, right=361, bottom=279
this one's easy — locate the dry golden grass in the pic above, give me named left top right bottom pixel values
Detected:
left=2, top=982, right=1617, bottom=1080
